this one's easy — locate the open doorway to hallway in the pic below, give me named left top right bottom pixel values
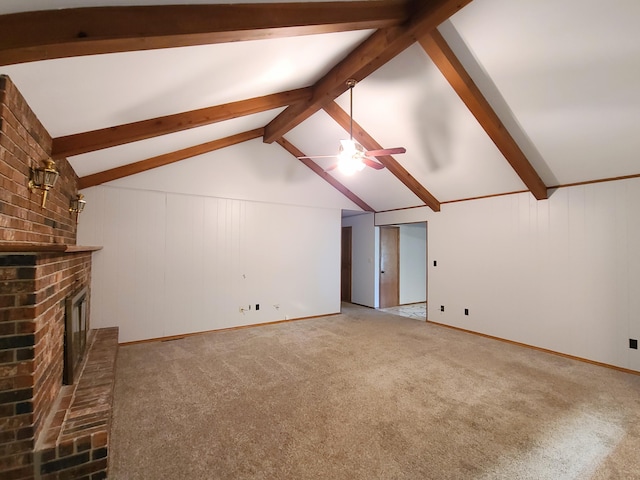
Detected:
left=339, top=213, right=426, bottom=315
left=379, top=222, right=427, bottom=320
left=380, top=302, right=427, bottom=320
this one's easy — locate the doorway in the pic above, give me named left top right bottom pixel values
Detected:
left=379, top=226, right=400, bottom=308
left=341, top=226, right=352, bottom=302
left=378, top=222, right=427, bottom=315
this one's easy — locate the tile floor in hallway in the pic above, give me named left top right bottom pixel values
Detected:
left=380, top=302, right=427, bottom=320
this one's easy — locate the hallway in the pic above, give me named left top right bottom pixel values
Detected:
left=380, top=302, right=426, bottom=321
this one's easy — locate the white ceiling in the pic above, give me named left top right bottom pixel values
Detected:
left=1, top=30, right=372, bottom=135
left=1, top=0, right=639, bottom=212
left=448, top=0, right=640, bottom=186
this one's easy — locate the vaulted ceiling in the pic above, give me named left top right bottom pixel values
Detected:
left=1, top=0, right=639, bottom=214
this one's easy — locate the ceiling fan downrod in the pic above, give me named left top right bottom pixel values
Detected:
left=346, top=79, right=357, bottom=141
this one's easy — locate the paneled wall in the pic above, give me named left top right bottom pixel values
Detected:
left=78, top=186, right=341, bottom=343
left=376, top=178, right=640, bottom=372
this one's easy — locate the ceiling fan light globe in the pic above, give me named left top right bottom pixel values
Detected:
left=339, top=139, right=357, bottom=157
left=337, top=149, right=352, bottom=164
left=338, top=160, right=357, bottom=176
left=337, top=155, right=363, bottom=176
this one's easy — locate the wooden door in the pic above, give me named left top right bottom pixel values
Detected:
left=379, top=226, right=399, bottom=308
left=341, top=227, right=352, bottom=302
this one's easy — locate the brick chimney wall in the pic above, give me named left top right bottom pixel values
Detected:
left=0, top=74, right=78, bottom=246
left=0, top=76, right=105, bottom=480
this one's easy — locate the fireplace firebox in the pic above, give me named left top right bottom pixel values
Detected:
left=64, top=286, right=89, bottom=385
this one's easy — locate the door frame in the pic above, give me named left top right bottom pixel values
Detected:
left=341, top=226, right=352, bottom=303
left=377, top=222, right=428, bottom=312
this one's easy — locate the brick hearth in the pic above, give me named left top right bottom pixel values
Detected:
left=36, top=328, right=117, bottom=480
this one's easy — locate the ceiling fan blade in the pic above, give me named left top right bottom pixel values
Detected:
left=297, top=154, right=338, bottom=160
left=362, top=157, right=385, bottom=170
left=364, top=147, right=406, bottom=157
left=325, top=163, right=339, bottom=172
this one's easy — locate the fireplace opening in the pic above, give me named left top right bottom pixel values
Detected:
left=64, top=286, right=89, bottom=385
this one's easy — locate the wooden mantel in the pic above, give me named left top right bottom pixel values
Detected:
left=0, top=243, right=103, bottom=253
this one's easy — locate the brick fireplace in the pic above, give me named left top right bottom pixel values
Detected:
left=1, top=75, right=116, bottom=479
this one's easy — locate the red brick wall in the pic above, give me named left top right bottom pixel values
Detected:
left=0, top=252, right=95, bottom=479
left=0, top=75, right=79, bottom=245
left=1, top=255, right=94, bottom=479
left=0, top=255, right=37, bottom=479
left=33, top=254, right=93, bottom=439
left=0, top=75, right=100, bottom=479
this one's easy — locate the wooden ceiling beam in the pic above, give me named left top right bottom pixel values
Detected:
left=323, top=101, right=441, bottom=212
left=263, top=0, right=472, bottom=144
left=78, top=128, right=263, bottom=189
left=276, top=137, right=375, bottom=212
left=53, top=88, right=310, bottom=159
left=0, top=1, right=409, bottom=66
left=419, top=30, right=548, bottom=200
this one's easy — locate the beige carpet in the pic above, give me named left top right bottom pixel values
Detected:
left=110, top=304, right=640, bottom=479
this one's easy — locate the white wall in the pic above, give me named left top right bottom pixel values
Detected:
left=376, top=178, right=640, bottom=372
left=78, top=185, right=341, bottom=343
left=399, top=223, right=427, bottom=304
left=107, top=138, right=363, bottom=211
left=341, top=213, right=379, bottom=308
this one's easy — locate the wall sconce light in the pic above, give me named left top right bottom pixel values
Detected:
left=29, top=160, right=59, bottom=208
left=69, top=194, right=86, bottom=222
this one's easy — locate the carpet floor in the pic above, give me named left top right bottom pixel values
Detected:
left=110, top=304, right=640, bottom=479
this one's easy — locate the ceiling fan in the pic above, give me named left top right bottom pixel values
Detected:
left=298, top=79, right=406, bottom=175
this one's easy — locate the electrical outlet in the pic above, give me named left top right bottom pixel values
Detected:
left=440, top=305, right=444, bottom=312
left=464, top=308, right=469, bottom=315
left=433, top=260, right=437, bottom=267
left=256, top=304, right=260, bottom=311
left=630, top=339, right=638, bottom=350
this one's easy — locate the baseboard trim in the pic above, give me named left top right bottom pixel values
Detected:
left=119, top=312, right=340, bottom=346
left=425, top=320, right=639, bottom=376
